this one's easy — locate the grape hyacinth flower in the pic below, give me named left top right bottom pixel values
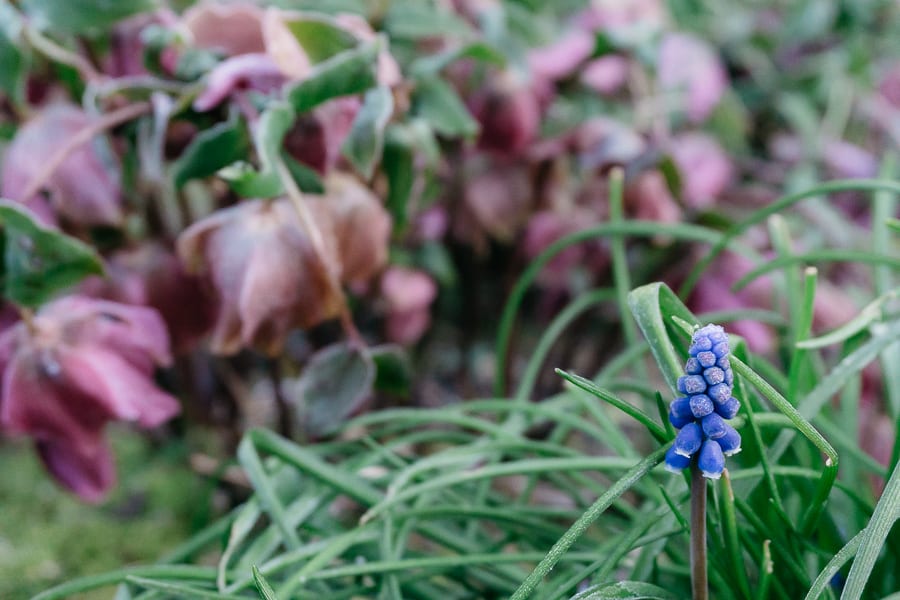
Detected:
left=664, top=324, right=741, bottom=479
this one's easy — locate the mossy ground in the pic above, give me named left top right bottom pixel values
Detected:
left=0, top=430, right=208, bottom=599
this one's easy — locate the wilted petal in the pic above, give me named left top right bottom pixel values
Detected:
left=322, top=173, right=392, bottom=284
left=193, top=53, right=284, bottom=112
left=462, top=165, right=532, bottom=242
left=262, top=7, right=313, bottom=80
left=658, top=33, right=727, bottom=122
left=1, top=105, right=122, bottom=227
left=183, top=1, right=265, bottom=56
left=36, top=436, right=115, bottom=503
left=381, top=267, right=438, bottom=346
left=179, top=199, right=343, bottom=355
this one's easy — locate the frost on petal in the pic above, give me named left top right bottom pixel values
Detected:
left=664, top=445, right=691, bottom=473
left=698, top=439, right=725, bottom=479
left=36, top=437, right=116, bottom=503
left=1, top=105, right=123, bottom=227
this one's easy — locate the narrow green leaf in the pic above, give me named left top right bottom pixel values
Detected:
left=251, top=566, right=278, bottom=600
left=410, top=41, right=505, bottom=77
left=124, top=576, right=245, bottom=599
left=508, top=446, right=670, bottom=600
left=218, top=102, right=294, bottom=198
left=797, top=289, right=899, bottom=349
left=0, top=200, right=104, bottom=307
left=342, top=86, right=393, bottom=179
left=556, top=369, right=668, bottom=443
left=842, top=462, right=900, bottom=599
left=569, top=581, right=680, bottom=600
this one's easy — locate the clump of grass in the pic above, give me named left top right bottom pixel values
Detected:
left=35, top=179, right=900, bottom=600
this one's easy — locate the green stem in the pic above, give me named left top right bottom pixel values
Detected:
left=691, top=466, right=709, bottom=600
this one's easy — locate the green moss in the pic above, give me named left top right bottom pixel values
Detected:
left=0, top=429, right=206, bottom=599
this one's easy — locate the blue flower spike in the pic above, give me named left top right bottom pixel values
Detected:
left=665, top=324, right=742, bottom=479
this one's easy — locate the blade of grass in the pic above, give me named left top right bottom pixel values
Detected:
left=608, top=167, right=638, bottom=346
left=32, top=566, right=217, bottom=600
left=719, top=470, right=753, bottom=600
left=508, top=445, right=670, bottom=600
left=252, top=566, right=278, bottom=600
left=680, top=178, right=900, bottom=297
left=495, top=221, right=760, bottom=396
left=842, top=461, right=900, bottom=599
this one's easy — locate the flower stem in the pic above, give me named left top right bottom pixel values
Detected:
left=690, top=464, right=709, bottom=600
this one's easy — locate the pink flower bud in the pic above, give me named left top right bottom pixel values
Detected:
left=0, top=296, right=179, bottom=502
left=380, top=267, right=437, bottom=345
left=1, top=105, right=123, bottom=227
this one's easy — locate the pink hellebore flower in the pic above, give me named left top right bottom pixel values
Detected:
left=178, top=198, right=341, bottom=356
left=0, top=296, right=179, bottom=502
left=178, top=176, right=391, bottom=355
left=380, top=267, right=438, bottom=345
left=658, top=33, right=727, bottom=123
left=1, top=105, right=123, bottom=227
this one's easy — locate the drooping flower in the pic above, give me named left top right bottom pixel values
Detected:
left=0, top=296, right=180, bottom=502
left=177, top=197, right=341, bottom=355
left=664, top=324, right=742, bottom=479
left=1, top=105, right=123, bottom=228
left=177, top=175, right=391, bottom=355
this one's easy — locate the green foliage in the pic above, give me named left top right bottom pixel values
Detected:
left=22, top=0, right=157, bottom=34
left=0, top=201, right=103, bottom=307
